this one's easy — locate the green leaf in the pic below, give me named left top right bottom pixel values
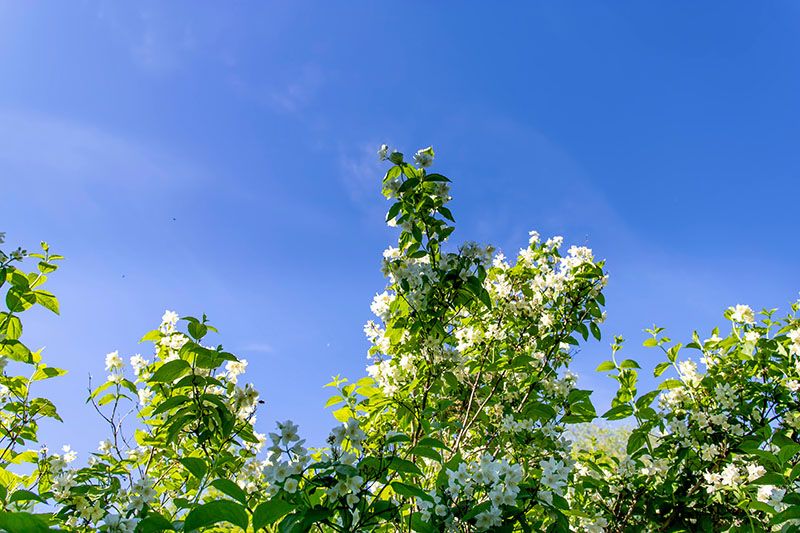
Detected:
left=183, top=500, right=248, bottom=531
left=0, top=511, right=51, bottom=533
left=152, top=395, right=190, bottom=416
left=37, top=262, right=57, bottom=275
left=210, top=479, right=247, bottom=504
left=627, top=429, right=647, bottom=455
left=750, top=472, right=785, bottom=486
left=409, top=445, right=442, bottom=462
left=417, top=437, right=449, bottom=450
left=150, top=360, right=191, bottom=383
left=602, top=404, right=633, bottom=420
left=643, top=338, right=658, bottom=347
left=398, top=177, right=419, bottom=193
left=658, top=379, right=683, bottom=390
left=0, top=340, right=32, bottom=363
left=619, top=359, right=641, bottom=369
left=635, top=390, right=659, bottom=409
left=8, top=490, right=44, bottom=504
left=438, top=206, right=455, bottom=222
left=595, top=360, right=615, bottom=372
left=653, top=362, right=671, bottom=377
left=140, top=330, right=162, bottom=342
left=179, top=457, right=207, bottom=480
left=387, top=457, right=423, bottom=476
left=324, top=395, right=344, bottom=408
left=28, top=397, right=61, bottom=421
left=136, top=512, right=176, bottom=532
left=332, top=406, right=353, bottom=422
left=31, top=365, right=67, bottom=381
left=392, top=482, right=432, bottom=501
left=386, top=433, right=411, bottom=445
left=386, top=202, right=402, bottom=222
left=5, top=289, right=36, bottom=313
left=590, top=322, right=602, bottom=341
left=253, top=497, right=294, bottom=530
left=33, top=291, right=59, bottom=315
left=1, top=314, right=22, bottom=340
left=187, top=321, right=207, bottom=340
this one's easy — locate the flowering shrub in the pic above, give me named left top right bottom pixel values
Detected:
left=0, top=148, right=797, bottom=531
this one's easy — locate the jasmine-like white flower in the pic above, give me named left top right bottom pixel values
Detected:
left=728, top=304, right=755, bottom=325
left=98, top=440, right=113, bottom=454
left=283, top=478, right=298, bottom=493
left=746, top=463, right=765, bottom=482
left=105, top=351, right=123, bottom=371
left=378, top=144, right=389, bottom=161
left=413, top=146, right=434, bottom=168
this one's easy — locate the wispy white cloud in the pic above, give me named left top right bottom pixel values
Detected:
left=129, top=9, right=194, bottom=72
left=0, top=109, right=206, bottom=211
left=95, top=2, right=232, bottom=74
left=338, top=141, right=384, bottom=204
left=230, top=63, right=325, bottom=116
left=238, top=342, right=274, bottom=354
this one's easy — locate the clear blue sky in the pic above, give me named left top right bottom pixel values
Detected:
left=2, top=2, right=799, bottom=454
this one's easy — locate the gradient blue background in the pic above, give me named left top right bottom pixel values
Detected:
left=1, top=2, right=798, bottom=455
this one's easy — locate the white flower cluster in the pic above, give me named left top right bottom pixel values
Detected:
left=264, top=420, right=308, bottom=493
left=156, top=310, right=188, bottom=361
left=224, top=359, right=247, bottom=384
left=103, top=514, right=138, bottom=533
left=330, top=418, right=366, bottom=451
left=539, top=457, right=572, bottom=505
left=232, top=383, right=259, bottom=419
left=728, top=304, right=756, bottom=325
left=415, top=454, right=524, bottom=530
left=105, top=350, right=124, bottom=383
left=788, top=329, right=800, bottom=356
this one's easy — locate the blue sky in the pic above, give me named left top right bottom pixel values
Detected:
left=2, top=2, right=799, bottom=454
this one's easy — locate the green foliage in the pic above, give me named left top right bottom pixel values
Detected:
left=0, top=146, right=798, bottom=531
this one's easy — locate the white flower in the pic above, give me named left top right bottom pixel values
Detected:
left=378, top=144, right=389, bottom=161
left=728, top=304, right=755, bottom=325
left=382, top=246, right=401, bottom=263
left=370, top=291, right=393, bottom=321
left=138, top=387, right=154, bottom=406
left=105, top=351, right=123, bottom=371
left=545, top=236, right=563, bottom=250
left=699, top=443, right=720, bottom=461
left=719, top=463, right=740, bottom=486
left=677, top=359, right=701, bottom=386
left=746, top=463, right=765, bottom=482
left=757, top=485, right=786, bottom=509
left=0, top=232, right=5, bottom=244
left=129, top=354, right=149, bottom=376
left=277, top=420, right=300, bottom=444
left=162, top=310, right=179, bottom=325
left=160, top=310, right=180, bottom=333
left=413, top=146, right=434, bottom=168
left=62, top=445, right=77, bottom=463
left=225, top=359, right=248, bottom=384
left=98, top=440, right=113, bottom=454
left=283, top=478, right=298, bottom=493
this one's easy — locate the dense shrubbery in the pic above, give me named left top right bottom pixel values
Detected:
left=0, top=147, right=798, bottom=532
